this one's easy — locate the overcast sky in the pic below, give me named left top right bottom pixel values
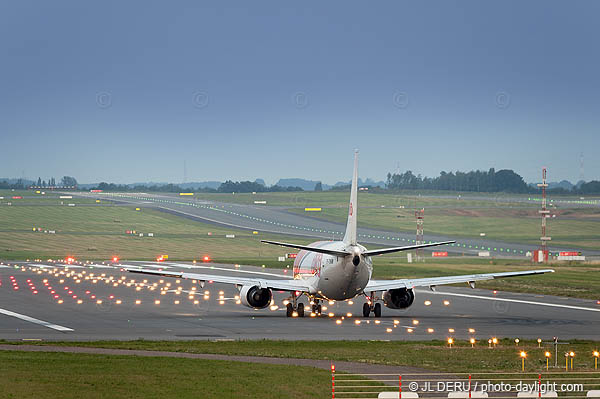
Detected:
left=1, top=1, right=598, bottom=185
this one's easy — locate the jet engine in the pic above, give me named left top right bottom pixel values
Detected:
left=240, top=285, right=272, bottom=309
left=383, top=288, right=415, bottom=309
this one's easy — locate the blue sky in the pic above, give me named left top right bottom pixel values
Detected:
left=1, top=1, right=598, bottom=185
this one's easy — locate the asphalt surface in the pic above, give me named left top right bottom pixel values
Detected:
left=1, top=260, right=598, bottom=341
left=73, top=192, right=600, bottom=257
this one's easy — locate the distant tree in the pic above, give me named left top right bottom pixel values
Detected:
left=61, top=176, right=78, bottom=187
left=37, top=177, right=42, bottom=186
left=314, top=182, right=323, bottom=192
left=578, top=181, right=600, bottom=194
left=385, top=167, right=529, bottom=193
left=42, top=180, right=46, bottom=187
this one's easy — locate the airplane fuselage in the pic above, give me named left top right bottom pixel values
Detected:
left=293, top=241, right=373, bottom=300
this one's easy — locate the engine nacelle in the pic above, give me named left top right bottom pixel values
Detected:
left=240, top=285, right=272, bottom=309
left=383, top=288, right=415, bottom=309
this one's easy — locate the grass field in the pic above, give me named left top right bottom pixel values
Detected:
left=0, top=350, right=330, bottom=399
left=0, top=204, right=306, bottom=261
left=186, top=190, right=600, bottom=250
left=3, top=339, right=600, bottom=372
left=288, top=205, right=600, bottom=250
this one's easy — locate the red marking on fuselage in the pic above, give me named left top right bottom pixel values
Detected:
left=349, top=202, right=353, bottom=216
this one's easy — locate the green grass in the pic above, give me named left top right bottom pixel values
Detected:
left=3, top=339, right=600, bottom=372
left=288, top=206, right=600, bottom=249
left=0, top=350, right=329, bottom=399
left=0, top=205, right=308, bottom=260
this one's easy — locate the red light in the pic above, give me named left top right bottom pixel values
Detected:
left=156, top=256, right=164, bottom=262
left=203, top=256, right=211, bottom=262
left=112, top=256, right=119, bottom=262
left=66, top=257, right=75, bottom=264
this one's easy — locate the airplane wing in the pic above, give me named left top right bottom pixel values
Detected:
left=363, top=241, right=455, bottom=256
left=125, top=267, right=311, bottom=292
left=365, top=269, right=554, bottom=292
left=260, top=240, right=349, bottom=256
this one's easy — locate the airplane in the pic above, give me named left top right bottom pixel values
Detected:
left=127, top=151, right=554, bottom=318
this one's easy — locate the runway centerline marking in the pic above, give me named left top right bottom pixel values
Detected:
left=426, top=291, right=600, bottom=313
left=0, top=308, right=74, bottom=332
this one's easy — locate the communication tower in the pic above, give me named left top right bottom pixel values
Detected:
left=535, top=168, right=551, bottom=262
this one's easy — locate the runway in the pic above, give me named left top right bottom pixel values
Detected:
left=73, top=192, right=600, bottom=257
left=1, top=260, right=598, bottom=341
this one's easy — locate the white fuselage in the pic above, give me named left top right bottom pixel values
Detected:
left=293, top=241, right=373, bottom=300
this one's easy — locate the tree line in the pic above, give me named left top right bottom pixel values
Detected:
left=385, top=168, right=600, bottom=194
left=0, top=176, right=77, bottom=189
left=386, top=168, right=529, bottom=193
left=91, top=180, right=304, bottom=193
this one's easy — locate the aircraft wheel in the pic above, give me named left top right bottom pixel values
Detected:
left=374, top=303, right=382, bottom=318
left=362, top=303, right=371, bottom=317
left=317, top=305, right=322, bottom=315
left=297, top=303, right=305, bottom=318
left=286, top=303, right=293, bottom=317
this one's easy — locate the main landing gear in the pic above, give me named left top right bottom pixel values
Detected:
left=286, top=295, right=305, bottom=317
left=363, top=292, right=382, bottom=317
left=311, top=300, right=322, bottom=316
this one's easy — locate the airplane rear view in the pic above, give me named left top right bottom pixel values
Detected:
left=128, top=151, right=553, bottom=317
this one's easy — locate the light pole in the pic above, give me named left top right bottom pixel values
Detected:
left=594, top=351, right=599, bottom=370
left=520, top=351, right=527, bottom=372
left=569, top=351, right=575, bottom=370
left=544, top=352, right=551, bottom=371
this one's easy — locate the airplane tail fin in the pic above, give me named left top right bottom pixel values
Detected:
left=342, top=150, right=359, bottom=246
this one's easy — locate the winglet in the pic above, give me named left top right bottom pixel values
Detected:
left=343, top=150, right=359, bottom=246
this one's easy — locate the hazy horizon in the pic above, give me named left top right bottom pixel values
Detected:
left=1, top=1, right=598, bottom=184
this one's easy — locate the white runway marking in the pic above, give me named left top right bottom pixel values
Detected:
left=0, top=308, right=74, bottom=331
left=427, top=291, right=600, bottom=313
left=120, top=263, right=172, bottom=269
left=87, top=264, right=117, bottom=269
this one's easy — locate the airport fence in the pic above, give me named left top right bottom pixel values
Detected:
left=330, top=368, right=600, bottom=399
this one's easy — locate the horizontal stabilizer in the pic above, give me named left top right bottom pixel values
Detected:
left=363, top=241, right=455, bottom=256
left=260, top=240, right=349, bottom=257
